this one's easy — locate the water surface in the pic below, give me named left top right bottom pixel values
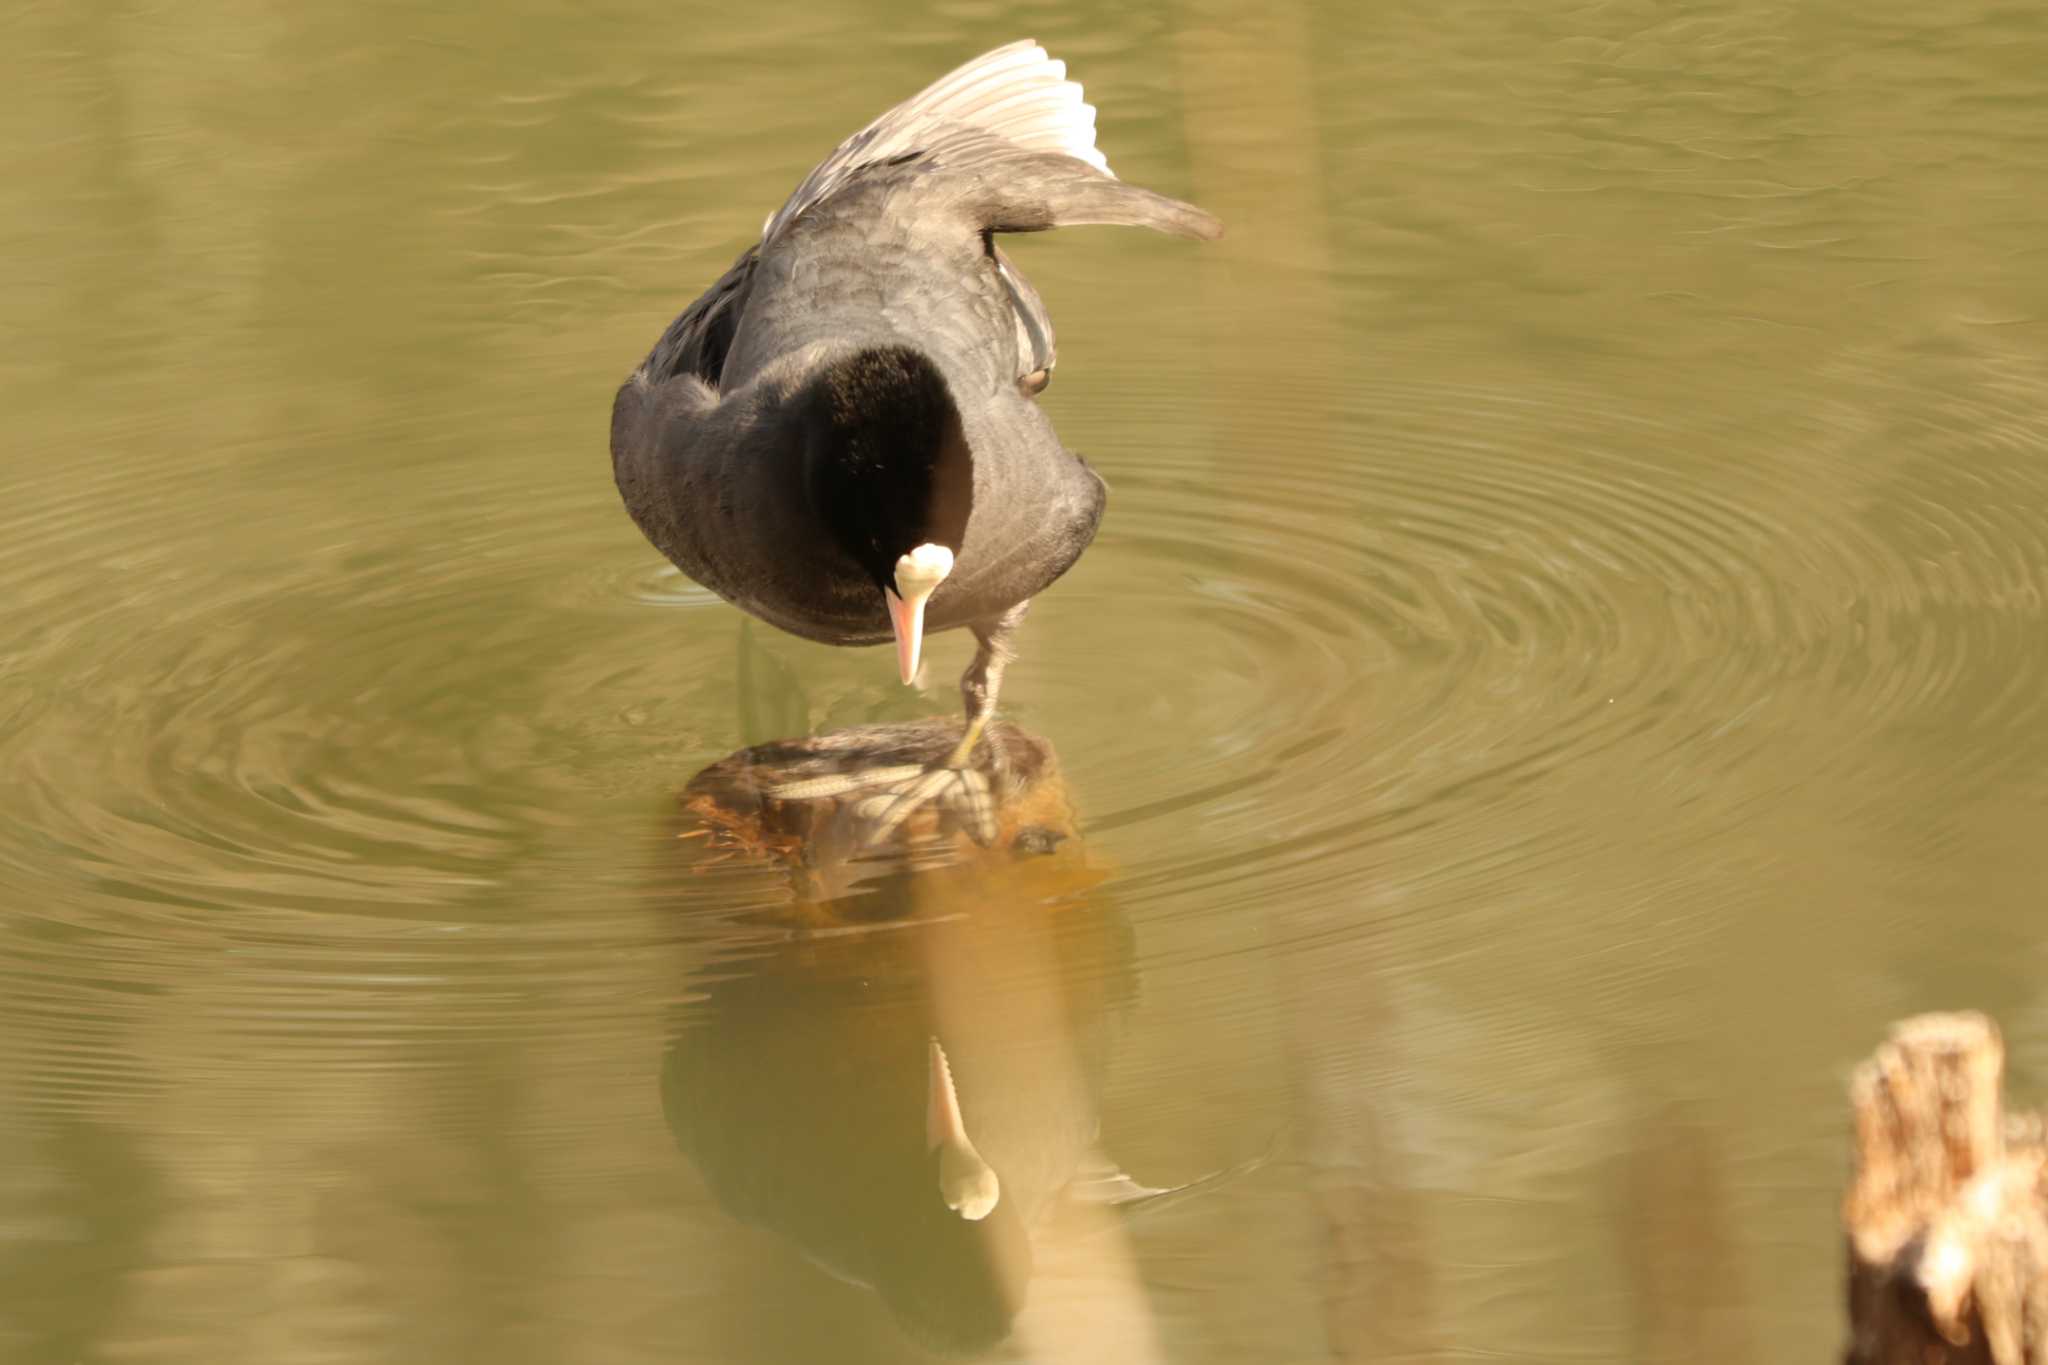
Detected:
left=5, top=1, right=2048, bottom=1360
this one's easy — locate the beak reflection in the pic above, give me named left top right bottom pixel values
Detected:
left=929, top=1037, right=1000, bottom=1221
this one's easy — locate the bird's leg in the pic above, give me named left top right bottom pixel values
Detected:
left=764, top=604, right=1032, bottom=847
left=856, top=602, right=1029, bottom=845
left=945, top=601, right=1029, bottom=770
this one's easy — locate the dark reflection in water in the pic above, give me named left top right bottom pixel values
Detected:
left=660, top=721, right=1245, bottom=1355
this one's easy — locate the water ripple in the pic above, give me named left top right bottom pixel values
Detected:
left=1045, top=351, right=2048, bottom=930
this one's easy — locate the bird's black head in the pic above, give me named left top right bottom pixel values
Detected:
left=803, top=346, right=974, bottom=596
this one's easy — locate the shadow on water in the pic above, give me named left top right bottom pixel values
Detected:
left=656, top=718, right=1259, bottom=1357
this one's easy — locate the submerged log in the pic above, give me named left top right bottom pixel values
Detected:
left=1844, top=1012, right=2048, bottom=1365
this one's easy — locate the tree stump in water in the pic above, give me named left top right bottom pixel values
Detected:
left=1844, top=1012, right=2048, bottom=1365
left=675, top=719, right=1083, bottom=904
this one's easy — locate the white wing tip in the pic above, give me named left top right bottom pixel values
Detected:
left=760, top=39, right=1124, bottom=242
left=934, top=39, right=1117, bottom=177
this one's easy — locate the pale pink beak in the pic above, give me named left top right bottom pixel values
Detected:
left=884, top=544, right=954, bottom=686
left=885, top=587, right=928, bottom=685
left=928, top=1036, right=999, bottom=1220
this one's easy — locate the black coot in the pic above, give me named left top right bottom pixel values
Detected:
left=611, top=41, right=1220, bottom=838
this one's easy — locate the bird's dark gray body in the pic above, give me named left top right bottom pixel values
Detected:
left=610, top=199, right=1105, bottom=646
left=609, top=41, right=1219, bottom=652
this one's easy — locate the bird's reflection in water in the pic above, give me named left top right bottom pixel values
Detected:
left=661, top=718, right=1215, bottom=1357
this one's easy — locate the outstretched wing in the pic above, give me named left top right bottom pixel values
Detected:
left=750, top=41, right=1218, bottom=391
left=761, top=41, right=1220, bottom=246
left=761, top=40, right=1114, bottom=246
left=642, top=42, right=1218, bottom=393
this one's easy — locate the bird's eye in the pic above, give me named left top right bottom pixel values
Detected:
left=1019, top=368, right=1051, bottom=396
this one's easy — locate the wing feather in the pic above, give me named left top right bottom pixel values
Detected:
left=761, top=40, right=1132, bottom=243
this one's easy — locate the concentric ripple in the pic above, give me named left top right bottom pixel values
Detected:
left=11, top=3, right=2048, bottom=1359
left=8, top=336, right=2047, bottom=1080
left=0, top=409, right=785, bottom=1118
left=1030, top=344, right=2048, bottom=932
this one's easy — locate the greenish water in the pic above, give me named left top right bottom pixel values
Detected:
left=5, top=2, right=2048, bottom=1361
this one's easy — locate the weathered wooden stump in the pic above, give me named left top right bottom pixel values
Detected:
left=673, top=718, right=1087, bottom=907
left=1844, top=1012, right=2048, bottom=1365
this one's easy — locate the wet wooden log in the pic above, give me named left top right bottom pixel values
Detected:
left=682, top=720, right=1069, bottom=850
left=1844, top=1012, right=2048, bottom=1365
left=673, top=719, right=1089, bottom=907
